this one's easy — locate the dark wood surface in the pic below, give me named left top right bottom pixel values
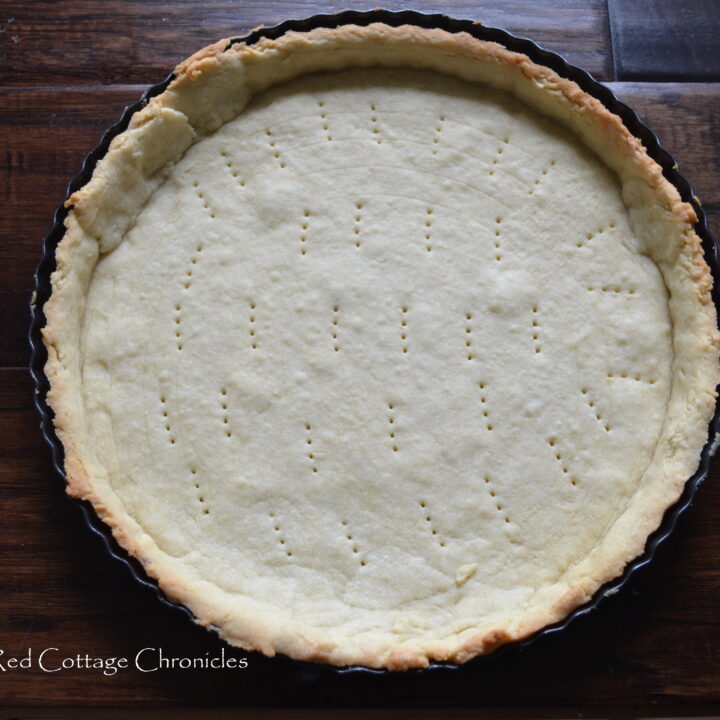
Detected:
left=2, top=1, right=719, bottom=714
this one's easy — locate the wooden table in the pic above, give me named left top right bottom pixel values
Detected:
left=2, top=1, right=719, bottom=715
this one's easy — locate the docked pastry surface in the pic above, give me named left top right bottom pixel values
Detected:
left=43, top=23, right=719, bottom=669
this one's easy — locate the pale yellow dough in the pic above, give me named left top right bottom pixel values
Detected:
left=43, top=24, right=719, bottom=669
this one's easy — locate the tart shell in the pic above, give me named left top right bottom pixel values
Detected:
left=33, top=14, right=720, bottom=670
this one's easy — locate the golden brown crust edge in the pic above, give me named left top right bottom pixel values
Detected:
left=42, top=22, right=720, bottom=670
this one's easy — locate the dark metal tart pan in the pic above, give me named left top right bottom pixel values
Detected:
left=28, top=8, right=720, bottom=676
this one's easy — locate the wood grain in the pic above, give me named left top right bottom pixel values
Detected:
left=0, top=0, right=613, bottom=86
left=0, top=369, right=718, bottom=709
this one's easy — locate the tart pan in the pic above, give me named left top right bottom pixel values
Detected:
left=28, top=9, right=720, bottom=673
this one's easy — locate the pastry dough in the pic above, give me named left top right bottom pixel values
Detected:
left=43, top=23, right=719, bottom=669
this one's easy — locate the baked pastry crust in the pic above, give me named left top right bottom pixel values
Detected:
left=42, top=22, right=720, bottom=669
